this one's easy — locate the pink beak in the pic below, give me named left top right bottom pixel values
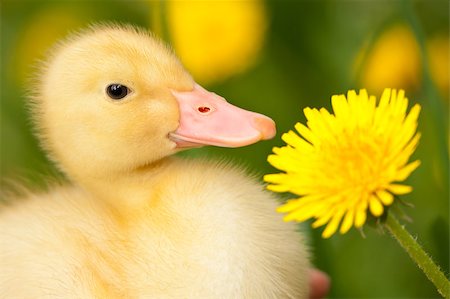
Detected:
left=170, top=84, right=276, bottom=148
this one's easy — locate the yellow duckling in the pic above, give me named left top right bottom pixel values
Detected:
left=0, top=24, right=310, bottom=298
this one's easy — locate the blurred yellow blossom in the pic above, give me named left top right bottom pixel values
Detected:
left=13, top=7, right=85, bottom=84
left=264, top=89, right=421, bottom=238
left=358, top=25, right=422, bottom=94
left=165, top=0, right=267, bottom=85
left=427, top=35, right=449, bottom=99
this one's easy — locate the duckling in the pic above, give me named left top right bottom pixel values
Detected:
left=0, top=24, right=310, bottom=298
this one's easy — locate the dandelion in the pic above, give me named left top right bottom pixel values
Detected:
left=164, top=0, right=267, bottom=84
left=264, top=88, right=421, bottom=238
left=357, top=25, right=421, bottom=93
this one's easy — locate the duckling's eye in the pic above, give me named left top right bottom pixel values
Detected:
left=106, top=84, right=129, bottom=100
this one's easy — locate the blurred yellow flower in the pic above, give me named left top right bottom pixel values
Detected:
left=13, top=7, right=85, bottom=84
left=427, top=35, right=449, bottom=99
left=359, top=25, right=422, bottom=93
left=264, top=89, right=421, bottom=238
left=165, top=0, right=267, bottom=84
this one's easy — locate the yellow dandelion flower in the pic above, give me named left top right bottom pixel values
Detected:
left=165, top=0, right=267, bottom=84
left=264, top=89, right=421, bottom=238
left=358, top=25, right=422, bottom=93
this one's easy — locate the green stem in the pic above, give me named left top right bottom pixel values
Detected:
left=384, top=212, right=450, bottom=298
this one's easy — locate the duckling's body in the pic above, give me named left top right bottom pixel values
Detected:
left=1, top=159, right=308, bottom=298
left=0, top=24, right=309, bottom=298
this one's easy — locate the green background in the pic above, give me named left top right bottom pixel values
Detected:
left=1, top=1, right=448, bottom=298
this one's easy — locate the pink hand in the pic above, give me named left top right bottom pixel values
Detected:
left=309, top=269, right=330, bottom=299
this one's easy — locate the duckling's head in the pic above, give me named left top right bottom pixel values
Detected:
left=32, top=24, right=275, bottom=180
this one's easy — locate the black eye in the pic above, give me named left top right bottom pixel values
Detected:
left=106, top=84, right=129, bottom=100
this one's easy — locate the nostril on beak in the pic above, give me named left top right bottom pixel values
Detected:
left=252, top=115, right=277, bottom=140
left=197, top=106, right=213, bottom=115
left=198, top=107, right=210, bottom=113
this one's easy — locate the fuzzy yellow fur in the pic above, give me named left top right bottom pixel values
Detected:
left=0, top=24, right=309, bottom=298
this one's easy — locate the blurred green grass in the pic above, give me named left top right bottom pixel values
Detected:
left=1, top=1, right=448, bottom=298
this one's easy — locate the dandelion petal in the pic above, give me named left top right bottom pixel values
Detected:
left=395, top=160, right=421, bottom=181
left=369, top=196, right=384, bottom=216
left=340, top=209, right=354, bottom=234
left=355, top=200, right=368, bottom=228
left=376, top=190, right=394, bottom=205
left=267, top=184, right=290, bottom=193
left=322, top=210, right=345, bottom=238
left=387, top=184, right=413, bottom=195
left=277, top=199, right=303, bottom=213
left=312, top=210, right=334, bottom=228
